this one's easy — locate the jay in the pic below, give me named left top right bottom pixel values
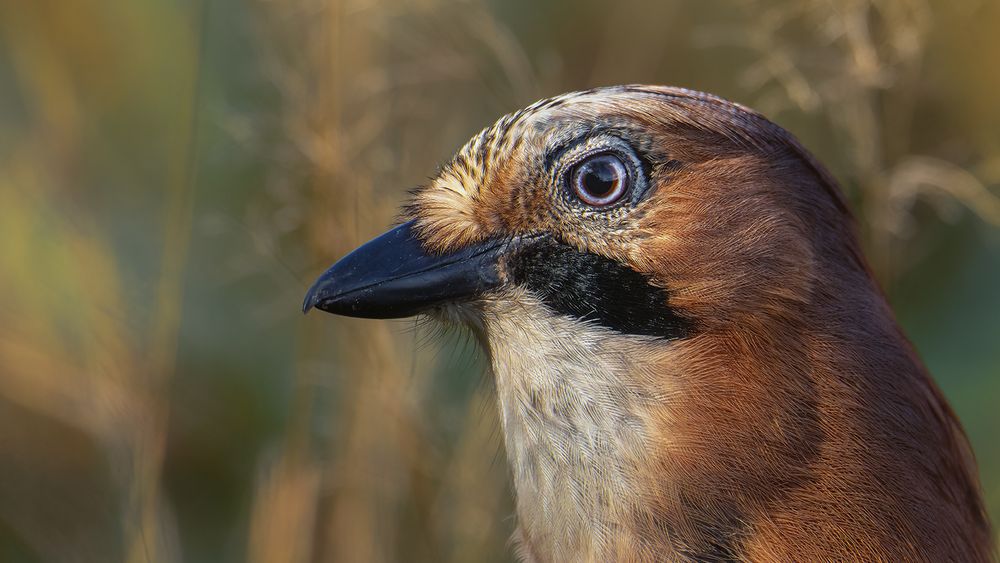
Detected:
left=304, top=85, right=992, bottom=562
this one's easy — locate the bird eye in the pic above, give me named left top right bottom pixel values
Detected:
left=571, top=153, right=629, bottom=207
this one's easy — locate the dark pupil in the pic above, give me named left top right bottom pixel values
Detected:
left=582, top=159, right=619, bottom=198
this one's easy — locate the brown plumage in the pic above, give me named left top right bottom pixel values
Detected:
left=304, top=85, right=993, bottom=561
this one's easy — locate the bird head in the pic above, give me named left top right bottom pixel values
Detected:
left=304, top=85, right=851, bottom=335
left=303, top=85, right=990, bottom=561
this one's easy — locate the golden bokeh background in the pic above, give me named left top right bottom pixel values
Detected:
left=1, top=0, right=999, bottom=561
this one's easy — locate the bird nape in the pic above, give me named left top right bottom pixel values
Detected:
left=303, top=85, right=993, bottom=562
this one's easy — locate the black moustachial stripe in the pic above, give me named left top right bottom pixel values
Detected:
left=508, top=238, right=689, bottom=339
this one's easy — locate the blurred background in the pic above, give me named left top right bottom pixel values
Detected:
left=1, top=0, right=999, bottom=561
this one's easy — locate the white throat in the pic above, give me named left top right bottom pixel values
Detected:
left=475, top=291, right=665, bottom=561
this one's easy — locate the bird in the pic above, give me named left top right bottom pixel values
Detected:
left=303, top=85, right=993, bottom=562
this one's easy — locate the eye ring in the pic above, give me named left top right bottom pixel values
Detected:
left=570, top=153, right=629, bottom=207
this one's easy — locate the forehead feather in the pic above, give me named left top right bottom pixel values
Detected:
left=406, top=85, right=846, bottom=251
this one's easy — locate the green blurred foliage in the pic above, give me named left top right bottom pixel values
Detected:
left=0, top=0, right=998, bottom=561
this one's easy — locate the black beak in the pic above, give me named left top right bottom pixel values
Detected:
left=302, top=220, right=505, bottom=319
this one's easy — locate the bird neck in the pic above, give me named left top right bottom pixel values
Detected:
left=479, top=291, right=683, bottom=562
left=477, top=285, right=992, bottom=562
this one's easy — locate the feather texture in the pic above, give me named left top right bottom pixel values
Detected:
left=403, top=85, right=994, bottom=561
